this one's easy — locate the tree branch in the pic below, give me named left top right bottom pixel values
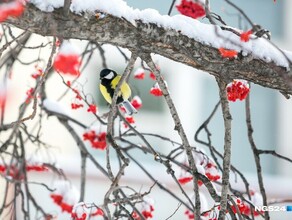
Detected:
left=63, top=0, right=71, bottom=16
left=144, top=55, right=201, bottom=219
left=257, top=150, right=292, bottom=163
left=245, top=91, right=270, bottom=220
left=216, top=77, right=232, bottom=220
left=6, top=4, right=292, bottom=95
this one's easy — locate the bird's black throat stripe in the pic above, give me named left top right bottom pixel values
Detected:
left=101, top=79, right=124, bottom=104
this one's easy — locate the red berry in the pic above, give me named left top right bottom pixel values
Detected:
left=176, top=0, right=206, bottom=19
left=226, top=80, right=250, bottom=102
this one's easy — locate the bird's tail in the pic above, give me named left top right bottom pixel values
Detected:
left=121, top=100, right=137, bottom=115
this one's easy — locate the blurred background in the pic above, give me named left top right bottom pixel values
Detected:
left=1, top=0, right=292, bottom=219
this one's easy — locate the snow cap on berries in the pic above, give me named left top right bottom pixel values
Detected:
left=26, top=153, right=48, bottom=172
left=50, top=180, right=79, bottom=213
left=131, top=96, right=142, bottom=110
left=53, top=41, right=81, bottom=76
left=134, top=68, right=145, bottom=79
left=0, top=1, right=25, bottom=22
left=58, top=40, right=80, bottom=55
left=150, top=82, right=164, bottom=97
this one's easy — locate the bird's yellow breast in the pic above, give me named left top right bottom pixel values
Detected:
left=99, top=75, right=131, bottom=104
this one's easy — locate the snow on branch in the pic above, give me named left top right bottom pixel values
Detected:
left=30, top=0, right=292, bottom=69
left=4, top=2, right=292, bottom=95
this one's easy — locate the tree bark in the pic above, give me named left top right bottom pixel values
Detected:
left=5, top=4, right=292, bottom=95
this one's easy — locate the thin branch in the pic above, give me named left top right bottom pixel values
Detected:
left=194, top=101, right=252, bottom=200
left=257, top=150, right=292, bottom=163
left=79, top=151, right=87, bottom=202
left=58, top=119, right=109, bottom=178
left=103, top=54, right=137, bottom=219
left=125, top=151, right=193, bottom=211
left=216, top=77, right=232, bottom=220
left=224, top=0, right=254, bottom=26
left=104, top=162, right=129, bottom=219
left=106, top=53, right=137, bottom=163
left=167, top=0, right=176, bottom=15
left=165, top=203, right=182, bottom=220
left=245, top=90, right=270, bottom=220
left=143, top=55, right=200, bottom=219
left=116, top=46, right=130, bottom=63
left=117, top=111, right=158, bottom=155
left=96, top=43, right=107, bottom=69
left=63, top=0, right=71, bottom=16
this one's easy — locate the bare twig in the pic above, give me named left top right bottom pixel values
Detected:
left=143, top=55, right=200, bottom=219
left=63, top=0, right=71, bottom=16
left=165, top=203, right=182, bottom=220
left=245, top=91, right=270, bottom=220
left=106, top=53, right=137, bottom=162
left=257, top=150, right=292, bottom=163
left=216, top=77, right=232, bottom=220
left=167, top=0, right=176, bottom=15
left=79, top=151, right=87, bottom=202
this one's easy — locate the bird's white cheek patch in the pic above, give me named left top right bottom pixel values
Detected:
left=104, top=71, right=114, bottom=79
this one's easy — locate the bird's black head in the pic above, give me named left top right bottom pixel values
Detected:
left=100, top=69, right=117, bottom=80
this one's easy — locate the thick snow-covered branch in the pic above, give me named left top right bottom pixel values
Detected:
left=6, top=3, right=292, bottom=95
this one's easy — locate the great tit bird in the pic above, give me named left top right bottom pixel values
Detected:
left=99, top=68, right=137, bottom=115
